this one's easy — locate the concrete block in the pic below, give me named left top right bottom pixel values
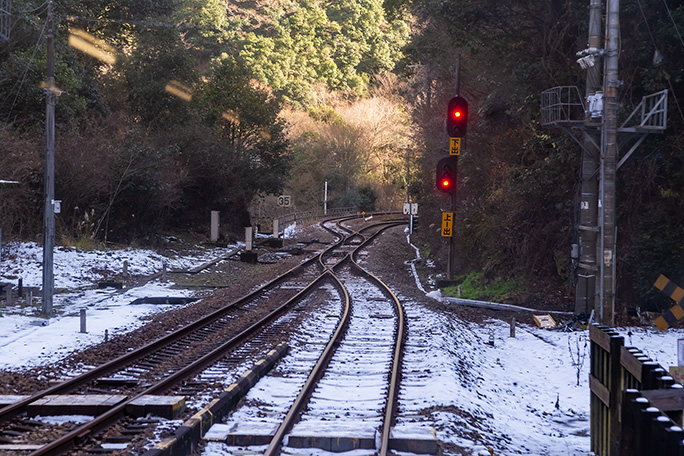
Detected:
left=27, top=395, right=127, bottom=416
left=286, top=435, right=376, bottom=452
left=390, top=424, right=439, bottom=454
left=127, top=395, right=186, bottom=419
left=0, top=395, right=31, bottom=407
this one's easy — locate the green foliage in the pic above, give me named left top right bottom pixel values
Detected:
left=121, top=27, right=197, bottom=128
left=444, top=271, right=520, bottom=301
left=409, top=0, right=684, bottom=309
left=236, top=0, right=409, bottom=104
left=331, top=184, right=378, bottom=212
left=307, top=105, right=345, bottom=125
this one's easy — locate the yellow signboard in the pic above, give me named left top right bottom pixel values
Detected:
left=441, top=212, right=453, bottom=237
left=449, top=137, right=461, bottom=155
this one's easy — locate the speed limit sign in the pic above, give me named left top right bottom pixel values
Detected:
left=278, top=195, right=292, bottom=207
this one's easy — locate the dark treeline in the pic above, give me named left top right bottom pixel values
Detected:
left=2, top=0, right=684, bottom=311
left=403, top=0, right=684, bottom=311
left=0, top=0, right=407, bottom=243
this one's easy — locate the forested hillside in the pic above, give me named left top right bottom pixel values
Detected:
left=0, top=0, right=409, bottom=241
left=1, top=0, right=684, bottom=312
left=403, top=0, right=684, bottom=312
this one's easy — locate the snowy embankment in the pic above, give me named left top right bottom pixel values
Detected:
left=0, top=240, right=236, bottom=370
left=0, top=233, right=681, bottom=456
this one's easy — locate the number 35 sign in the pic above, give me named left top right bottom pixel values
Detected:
left=278, top=195, right=292, bottom=207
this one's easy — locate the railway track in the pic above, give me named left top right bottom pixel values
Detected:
left=205, top=217, right=408, bottom=456
left=0, top=213, right=412, bottom=455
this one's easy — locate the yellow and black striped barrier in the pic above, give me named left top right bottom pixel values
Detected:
left=653, top=274, right=684, bottom=331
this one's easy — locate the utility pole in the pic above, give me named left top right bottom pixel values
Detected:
left=575, top=0, right=602, bottom=315
left=600, top=0, right=620, bottom=326
left=543, top=0, right=666, bottom=326
left=42, top=0, right=55, bottom=317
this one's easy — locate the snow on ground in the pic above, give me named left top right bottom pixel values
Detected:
left=1, top=234, right=682, bottom=456
left=0, top=240, right=236, bottom=370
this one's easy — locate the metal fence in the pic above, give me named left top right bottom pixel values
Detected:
left=274, top=207, right=358, bottom=228
left=540, top=86, right=586, bottom=127
left=590, top=324, right=684, bottom=455
left=0, top=0, right=10, bottom=42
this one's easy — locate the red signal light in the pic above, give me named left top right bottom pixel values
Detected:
left=446, top=96, right=468, bottom=138
left=436, top=156, right=458, bottom=194
left=441, top=178, right=452, bottom=189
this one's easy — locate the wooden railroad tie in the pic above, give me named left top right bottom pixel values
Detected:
left=653, top=274, right=684, bottom=331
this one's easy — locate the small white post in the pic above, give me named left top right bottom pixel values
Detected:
left=245, top=227, right=253, bottom=251
left=123, top=260, right=129, bottom=276
left=510, top=317, right=516, bottom=338
left=324, top=181, right=328, bottom=216
left=211, top=211, right=220, bottom=242
left=162, top=262, right=168, bottom=281
left=80, top=308, right=87, bottom=333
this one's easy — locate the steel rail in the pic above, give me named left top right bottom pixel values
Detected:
left=10, top=213, right=403, bottom=455
left=263, top=221, right=407, bottom=456
left=350, top=223, right=407, bottom=456
left=0, top=214, right=379, bottom=425
left=0, top=252, right=320, bottom=424
left=28, top=271, right=334, bottom=456
left=263, top=269, right=350, bottom=456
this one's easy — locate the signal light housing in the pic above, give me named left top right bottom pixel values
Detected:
left=436, top=156, right=458, bottom=194
left=446, top=96, right=468, bottom=138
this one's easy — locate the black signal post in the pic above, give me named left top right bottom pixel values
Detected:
left=438, top=92, right=469, bottom=281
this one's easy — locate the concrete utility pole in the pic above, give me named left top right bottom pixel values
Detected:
left=575, top=0, right=602, bottom=315
left=42, top=0, right=55, bottom=317
left=600, top=0, right=620, bottom=326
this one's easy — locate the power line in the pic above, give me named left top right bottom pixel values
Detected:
left=13, top=0, right=50, bottom=14
left=3, top=15, right=47, bottom=123
left=635, top=0, right=658, bottom=48
left=662, top=0, right=684, bottom=49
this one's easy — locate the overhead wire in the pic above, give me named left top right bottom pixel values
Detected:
left=2, top=14, right=47, bottom=123
left=658, top=0, right=684, bottom=123
left=635, top=0, right=658, bottom=47
left=662, top=0, right=684, bottom=49
left=12, top=0, right=50, bottom=14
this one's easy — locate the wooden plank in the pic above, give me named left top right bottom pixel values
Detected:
left=590, top=374, right=610, bottom=407
left=621, top=346, right=645, bottom=383
left=641, top=389, right=684, bottom=412
left=590, top=324, right=612, bottom=353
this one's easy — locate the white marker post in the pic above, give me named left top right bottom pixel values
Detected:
left=211, top=211, right=220, bottom=242
left=245, top=227, right=253, bottom=251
